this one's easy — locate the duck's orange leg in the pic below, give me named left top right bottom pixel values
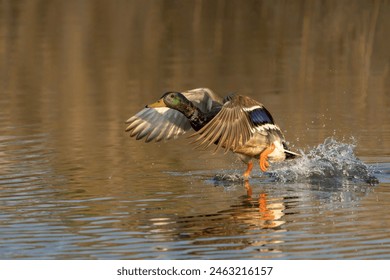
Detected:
left=259, top=143, right=275, bottom=172
left=243, top=161, right=253, bottom=179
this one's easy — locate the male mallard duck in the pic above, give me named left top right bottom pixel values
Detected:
left=125, top=88, right=298, bottom=178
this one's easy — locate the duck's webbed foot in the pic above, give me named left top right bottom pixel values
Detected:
left=259, top=143, right=275, bottom=172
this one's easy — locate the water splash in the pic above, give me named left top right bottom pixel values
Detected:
left=169, top=138, right=379, bottom=187
left=271, top=137, right=378, bottom=185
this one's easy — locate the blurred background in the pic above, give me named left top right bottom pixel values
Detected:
left=0, top=0, right=389, bottom=259
left=1, top=0, right=389, bottom=157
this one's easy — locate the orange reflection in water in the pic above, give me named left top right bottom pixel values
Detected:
left=245, top=181, right=286, bottom=230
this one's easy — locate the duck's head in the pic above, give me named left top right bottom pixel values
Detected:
left=146, top=92, right=191, bottom=111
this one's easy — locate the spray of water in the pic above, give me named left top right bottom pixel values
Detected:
left=210, top=137, right=378, bottom=186
left=270, top=137, right=378, bottom=185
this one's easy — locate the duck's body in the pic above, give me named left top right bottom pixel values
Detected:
left=126, top=88, right=298, bottom=178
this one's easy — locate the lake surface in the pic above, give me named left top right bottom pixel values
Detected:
left=0, top=0, right=389, bottom=259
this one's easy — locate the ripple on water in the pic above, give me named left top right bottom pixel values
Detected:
left=1, top=129, right=389, bottom=259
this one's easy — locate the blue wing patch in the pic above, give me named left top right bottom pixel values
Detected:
left=248, top=107, right=274, bottom=125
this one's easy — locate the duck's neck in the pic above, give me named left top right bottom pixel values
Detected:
left=177, top=103, right=213, bottom=131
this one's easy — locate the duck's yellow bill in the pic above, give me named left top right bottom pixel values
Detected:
left=146, top=99, right=166, bottom=108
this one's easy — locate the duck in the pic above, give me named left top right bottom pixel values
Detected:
left=125, top=88, right=299, bottom=178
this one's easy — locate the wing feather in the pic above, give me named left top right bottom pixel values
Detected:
left=126, top=107, right=191, bottom=142
left=191, top=95, right=266, bottom=153
left=125, top=88, right=223, bottom=142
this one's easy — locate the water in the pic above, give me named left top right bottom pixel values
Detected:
left=0, top=1, right=390, bottom=260
left=269, top=138, right=379, bottom=185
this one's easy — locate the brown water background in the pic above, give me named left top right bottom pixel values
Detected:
left=0, top=0, right=389, bottom=259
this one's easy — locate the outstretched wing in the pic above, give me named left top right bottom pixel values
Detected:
left=125, top=107, right=191, bottom=142
left=191, top=94, right=275, bottom=152
left=125, top=88, right=223, bottom=142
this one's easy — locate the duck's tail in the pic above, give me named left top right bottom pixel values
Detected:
left=284, top=149, right=301, bottom=159
left=283, top=142, right=301, bottom=159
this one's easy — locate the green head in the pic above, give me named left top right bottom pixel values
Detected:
left=146, top=92, right=192, bottom=111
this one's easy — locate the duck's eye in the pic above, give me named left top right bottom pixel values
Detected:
left=170, top=95, right=180, bottom=105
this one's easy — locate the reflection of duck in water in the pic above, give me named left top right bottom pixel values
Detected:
left=244, top=182, right=285, bottom=229
left=126, top=88, right=299, bottom=178
left=173, top=182, right=286, bottom=244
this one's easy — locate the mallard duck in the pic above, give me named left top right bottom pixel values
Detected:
left=125, top=88, right=299, bottom=178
